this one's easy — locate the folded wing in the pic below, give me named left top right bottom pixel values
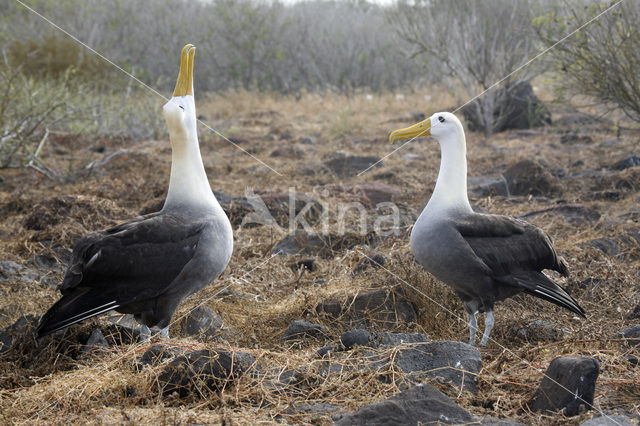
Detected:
left=37, top=213, right=205, bottom=336
left=455, top=214, right=584, bottom=317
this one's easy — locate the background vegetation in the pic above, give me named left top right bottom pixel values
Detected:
left=1, top=1, right=639, bottom=424
left=0, top=0, right=638, bottom=166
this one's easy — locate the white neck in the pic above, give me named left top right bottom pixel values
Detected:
left=426, top=128, right=472, bottom=214
left=163, top=130, right=219, bottom=212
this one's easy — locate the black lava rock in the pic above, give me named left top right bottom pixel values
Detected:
left=81, top=328, right=109, bottom=354
left=469, top=175, right=510, bottom=197
left=138, top=344, right=186, bottom=368
left=340, top=329, right=372, bottom=349
left=503, top=159, right=561, bottom=197
left=316, top=286, right=417, bottom=328
left=102, top=315, right=145, bottom=345
left=560, top=133, right=593, bottom=145
left=509, top=320, right=567, bottom=343
left=627, top=305, right=640, bottom=320
left=583, top=238, right=622, bottom=258
left=352, top=253, right=386, bottom=275
left=0, top=314, right=38, bottom=353
left=273, top=231, right=378, bottom=259
left=317, top=345, right=335, bottom=357
left=281, top=320, right=329, bottom=342
left=334, top=384, right=475, bottom=425
left=322, top=151, right=383, bottom=178
left=617, top=325, right=640, bottom=346
left=390, top=340, right=482, bottom=393
left=530, top=356, right=600, bottom=416
left=377, top=332, right=429, bottom=346
left=179, top=306, right=223, bottom=338
left=288, top=258, right=317, bottom=273
left=518, top=204, right=600, bottom=224
left=157, top=348, right=253, bottom=397
left=611, top=155, right=640, bottom=171
left=462, top=80, right=550, bottom=133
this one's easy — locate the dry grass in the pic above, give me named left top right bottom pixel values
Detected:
left=0, top=88, right=639, bottom=424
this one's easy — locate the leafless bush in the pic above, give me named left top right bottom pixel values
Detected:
left=534, top=1, right=640, bottom=122
left=0, top=59, right=162, bottom=176
left=0, top=66, right=73, bottom=169
left=388, top=0, right=543, bottom=137
left=2, top=0, right=422, bottom=94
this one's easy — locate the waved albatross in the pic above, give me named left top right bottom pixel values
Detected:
left=37, top=44, right=233, bottom=338
left=390, top=112, right=585, bottom=346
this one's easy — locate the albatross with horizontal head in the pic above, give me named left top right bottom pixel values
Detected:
left=390, top=112, right=585, bottom=346
left=37, top=44, right=233, bottom=339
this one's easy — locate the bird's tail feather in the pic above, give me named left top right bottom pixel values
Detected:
left=36, top=289, right=120, bottom=338
left=505, top=272, right=586, bottom=318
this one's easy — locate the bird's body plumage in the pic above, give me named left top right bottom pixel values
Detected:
left=37, top=44, right=232, bottom=338
left=391, top=112, right=584, bottom=346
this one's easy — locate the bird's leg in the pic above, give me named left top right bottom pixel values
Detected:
left=139, top=324, right=151, bottom=342
left=468, top=311, right=478, bottom=346
left=479, top=310, right=494, bottom=347
left=159, top=326, right=170, bottom=339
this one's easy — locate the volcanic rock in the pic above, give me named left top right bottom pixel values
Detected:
left=530, top=356, right=600, bottom=416
left=157, top=348, right=254, bottom=397
left=323, top=151, right=383, bottom=178
left=503, top=160, right=561, bottom=197
left=462, top=80, right=550, bottom=132
left=316, top=286, right=417, bottom=327
left=390, top=340, right=481, bottom=393
left=352, top=252, right=386, bottom=275
left=281, top=320, right=329, bottom=342
left=334, top=384, right=475, bottom=425
left=340, top=329, right=373, bottom=349
left=179, top=306, right=224, bottom=339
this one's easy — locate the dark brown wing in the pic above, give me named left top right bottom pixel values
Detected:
left=454, top=213, right=584, bottom=317
left=454, top=213, right=567, bottom=277
left=37, top=213, right=205, bottom=336
left=60, top=213, right=203, bottom=298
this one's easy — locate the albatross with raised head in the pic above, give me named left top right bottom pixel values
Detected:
left=37, top=44, right=233, bottom=338
left=390, top=112, right=585, bottom=346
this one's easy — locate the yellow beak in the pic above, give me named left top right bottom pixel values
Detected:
left=389, top=118, right=431, bottom=143
left=173, top=44, right=195, bottom=97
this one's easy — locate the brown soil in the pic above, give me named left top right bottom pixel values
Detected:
left=0, top=90, right=638, bottom=424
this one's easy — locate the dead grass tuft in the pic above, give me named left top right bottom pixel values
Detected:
left=1, top=89, right=639, bottom=424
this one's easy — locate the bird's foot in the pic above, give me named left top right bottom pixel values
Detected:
left=139, top=325, right=152, bottom=342
left=159, top=326, right=170, bottom=339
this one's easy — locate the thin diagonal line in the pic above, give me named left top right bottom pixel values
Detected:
left=358, top=0, right=625, bottom=176
left=169, top=253, right=279, bottom=328
left=13, top=0, right=283, bottom=177
left=357, top=138, right=416, bottom=176
left=451, top=0, right=624, bottom=115
left=24, top=253, right=279, bottom=423
left=357, top=250, right=620, bottom=426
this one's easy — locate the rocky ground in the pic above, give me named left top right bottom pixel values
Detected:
left=0, top=90, right=639, bottom=424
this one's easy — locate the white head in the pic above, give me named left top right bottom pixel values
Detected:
left=162, top=44, right=219, bottom=211
left=389, top=111, right=465, bottom=147
left=390, top=111, right=471, bottom=213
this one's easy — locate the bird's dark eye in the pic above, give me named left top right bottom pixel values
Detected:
left=179, top=105, right=185, bottom=111
left=438, top=116, right=445, bottom=123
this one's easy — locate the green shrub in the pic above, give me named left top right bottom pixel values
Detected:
left=8, top=36, right=123, bottom=90
left=534, top=2, right=640, bottom=122
left=0, top=63, right=163, bottom=172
